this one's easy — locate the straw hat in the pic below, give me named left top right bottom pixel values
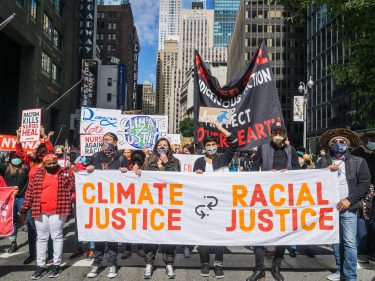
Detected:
left=319, top=128, right=360, bottom=149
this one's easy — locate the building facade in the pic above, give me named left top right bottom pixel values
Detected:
left=158, top=0, right=182, bottom=50
left=96, top=64, right=118, bottom=109
left=96, top=2, right=139, bottom=110
left=0, top=0, right=80, bottom=141
left=142, top=81, right=157, bottom=115
left=228, top=0, right=306, bottom=146
left=214, top=0, right=241, bottom=47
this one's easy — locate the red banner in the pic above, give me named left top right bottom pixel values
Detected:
left=0, top=134, right=40, bottom=152
left=0, top=187, right=16, bottom=237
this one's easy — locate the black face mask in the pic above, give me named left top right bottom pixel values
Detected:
left=45, top=166, right=59, bottom=174
left=56, top=153, right=64, bottom=158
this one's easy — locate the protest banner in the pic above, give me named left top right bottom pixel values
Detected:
left=80, top=135, right=103, bottom=156
left=117, top=115, right=168, bottom=149
left=0, top=134, right=40, bottom=152
left=0, top=187, right=16, bottom=237
left=166, top=134, right=182, bottom=145
left=75, top=169, right=339, bottom=246
left=20, top=109, right=41, bottom=142
left=198, top=107, right=232, bottom=125
left=194, top=41, right=283, bottom=150
left=293, top=96, right=304, bottom=122
left=80, top=107, right=121, bottom=135
left=174, top=154, right=201, bottom=172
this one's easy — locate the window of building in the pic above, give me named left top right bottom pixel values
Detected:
left=53, top=29, right=62, bottom=50
left=30, top=0, right=39, bottom=20
left=52, top=0, right=62, bottom=16
left=107, top=93, right=112, bottom=102
left=51, top=63, right=61, bottom=83
left=108, top=78, right=112, bottom=86
left=43, top=13, right=52, bottom=36
left=41, top=52, right=51, bottom=75
left=98, top=22, right=105, bottom=29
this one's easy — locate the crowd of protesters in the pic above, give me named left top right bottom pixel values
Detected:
left=0, top=122, right=374, bottom=281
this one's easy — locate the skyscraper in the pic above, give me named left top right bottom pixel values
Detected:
left=214, top=0, right=241, bottom=47
left=158, top=0, right=182, bottom=50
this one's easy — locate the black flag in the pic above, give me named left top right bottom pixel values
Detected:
left=193, top=41, right=284, bottom=150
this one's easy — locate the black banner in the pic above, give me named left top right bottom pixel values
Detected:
left=194, top=41, right=284, bottom=150
left=80, top=59, right=98, bottom=107
left=79, top=0, right=96, bottom=59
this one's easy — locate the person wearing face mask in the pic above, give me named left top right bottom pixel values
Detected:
left=316, top=128, right=371, bottom=281
left=85, top=132, right=129, bottom=279
left=0, top=152, right=30, bottom=254
left=135, top=138, right=180, bottom=279
left=20, top=154, right=75, bottom=279
left=351, top=131, right=375, bottom=263
left=247, top=121, right=300, bottom=281
left=193, top=122, right=238, bottom=279
left=54, top=145, right=68, bottom=168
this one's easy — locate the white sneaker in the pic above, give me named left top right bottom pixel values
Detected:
left=144, top=264, right=153, bottom=279
left=107, top=266, right=118, bottom=278
left=326, top=271, right=345, bottom=281
left=165, top=264, right=175, bottom=279
left=87, top=266, right=100, bottom=278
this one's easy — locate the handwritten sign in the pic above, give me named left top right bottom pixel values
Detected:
left=198, top=107, right=232, bottom=125
left=166, top=134, right=182, bottom=145
left=20, top=109, right=41, bottom=142
left=80, top=107, right=120, bottom=135
left=75, top=169, right=339, bottom=246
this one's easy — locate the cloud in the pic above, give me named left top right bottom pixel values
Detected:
left=130, top=0, right=159, bottom=47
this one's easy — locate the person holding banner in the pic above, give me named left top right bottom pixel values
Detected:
left=20, top=154, right=75, bottom=279
left=247, top=121, right=300, bottom=281
left=137, top=137, right=181, bottom=279
left=316, top=128, right=371, bottom=281
left=85, top=132, right=129, bottom=279
left=0, top=152, right=30, bottom=254
left=193, top=122, right=238, bottom=279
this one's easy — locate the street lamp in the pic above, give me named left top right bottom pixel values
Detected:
left=298, top=76, right=314, bottom=149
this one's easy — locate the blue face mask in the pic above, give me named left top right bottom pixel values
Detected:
left=365, top=141, right=375, bottom=151
left=11, top=158, right=22, bottom=166
left=331, top=142, right=348, bottom=154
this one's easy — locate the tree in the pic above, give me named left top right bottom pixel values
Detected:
left=179, top=117, right=194, bottom=137
left=275, top=0, right=375, bottom=127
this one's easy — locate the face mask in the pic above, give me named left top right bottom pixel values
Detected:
left=205, top=146, right=217, bottom=156
left=11, top=158, right=22, bottom=166
left=157, top=147, right=168, bottom=155
left=365, top=141, right=375, bottom=151
left=56, top=153, right=64, bottom=158
left=45, top=165, right=59, bottom=174
left=272, top=135, right=285, bottom=146
left=331, top=142, right=348, bottom=154
left=101, top=141, right=116, bottom=155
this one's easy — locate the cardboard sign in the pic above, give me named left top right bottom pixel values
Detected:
left=20, top=109, right=41, bottom=142
left=167, top=134, right=182, bottom=145
left=293, top=96, right=304, bottom=122
left=80, top=135, right=103, bottom=156
left=0, top=134, right=40, bottom=152
left=198, top=107, right=232, bottom=125
left=75, top=169, right=340, bottom=246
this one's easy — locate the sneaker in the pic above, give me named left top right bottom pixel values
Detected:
left=137, top=249, right=146, bottom=257
left=8, top=241, right=17, bottom=253
left=49, top=265, right=62, bottom=278
left=31, top=267, right=46, bottom=280
left=304, top=247, right=315, bottom=258
left=143, top=264, right=153, bottom=279
left=87, top=250, right=94, bottom=260
left=214, top=265, right=224, bottom=279
left=326, top=271, right=345, bottom=281
left=200, top=264, right=210, bottom=277
left=87, top=265, right=100, bottom=278
left=288, top=248, right=296, bottom=258
left=69, top=249, right=83, bottom=259
left=165, top=264, right=175, bottom=279
left=121, top=250, right=132, bottom=259
left=184, top=246, right=191, bottom=258
left=107, top=266, right=118, bottom=278
left=23, top=256, right=36, bottom=265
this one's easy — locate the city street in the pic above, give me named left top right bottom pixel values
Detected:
left=0, top=218, right=374, bottom=281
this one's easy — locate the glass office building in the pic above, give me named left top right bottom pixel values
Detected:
left=214, top=0, right=241, bottom=47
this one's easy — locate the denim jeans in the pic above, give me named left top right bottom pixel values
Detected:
left=356, top=217, right=367, bottom=255
left=332, top=209, right=358, bottom=281
left=9, top=198, right=25, bottom=241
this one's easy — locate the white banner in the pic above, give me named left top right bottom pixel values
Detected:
left=174, top=154, right=201, bottom=172
left=75, top=169, right=340, bottom=246
left=293, top=96, right=304, bottom=122
left=20, top=109, right=41, bottom=142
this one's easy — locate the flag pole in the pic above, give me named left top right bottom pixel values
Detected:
left=44, top=80, right=82, bottom=112
left=0, top=13, right=16, bottom=31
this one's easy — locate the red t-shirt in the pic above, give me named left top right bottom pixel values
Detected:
left=40, top=173, right=58, bottom=214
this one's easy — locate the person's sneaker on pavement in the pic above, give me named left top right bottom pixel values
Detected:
left=137, top=248, right=146, bottom=257
left=304, top=247, right=315, bottom=258
left=23, top=255, right=36, bottom=265
left=184, top=246, right=191, bottom=258
left=7, top=240, right=17, bottom=253
left=31, top=266, right=47, bottom=280
left=326, top=271, right=345, bottom=281
left=49, top=265, right=62, bottom=278
left=107, top=266, right=118, bottom=278
left=143, top=264, right=153, bottom=279
left=214, top=265, right=224, bottom=279
left=288, top=247, right=297, bottom=258
left=69, top=248, right=83, bottom=259
left=200, top=263, right=210, bottom=277
left=121, top=250, right=132, bottom=259
left=165, top=264, right=175, bottom=279
left=87, top=265, right=100, bottom=278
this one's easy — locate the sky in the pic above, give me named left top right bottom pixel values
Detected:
left=132, top=0, right=199, bottom=88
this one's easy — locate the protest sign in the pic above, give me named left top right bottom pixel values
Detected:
left=174, top=154, right=201, bottom=172
left=20, top=109, right=41, bottom=142
left=117, top=115, right=168, bottom=149
left=0, top=187, right=16, bottom=237
left=194, top=41, right=283, bottom=150
left=166, top=134, right=182, bottom=145
left=0, top=134, right=40, bottom=152
left=198, top=107, right=232, bottom=125
left=293, top=96, right=304, bottom=122
left=80, top=135, right=103, bottom=156
left=80, top=107, right=121, bottom=135
left=75, top=169, right=339, bottom=246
